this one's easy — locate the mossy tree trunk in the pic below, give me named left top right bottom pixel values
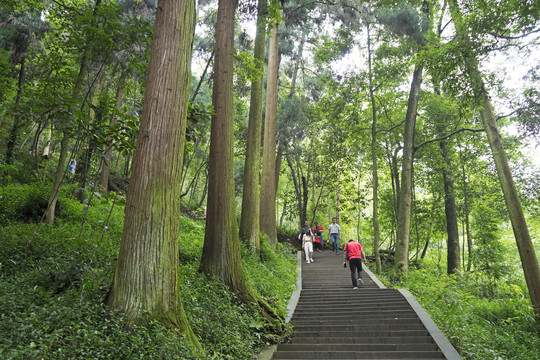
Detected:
left=107, top=0, right=200, bottom=346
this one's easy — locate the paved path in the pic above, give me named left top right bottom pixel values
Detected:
left=271, top=249, right=462, bottom=360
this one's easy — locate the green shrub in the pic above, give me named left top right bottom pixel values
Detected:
left=0, top=187, right=297, bottom=360
left=0, top=183, right=84, bottom=225
left=376, top=263, right=540, bottom=360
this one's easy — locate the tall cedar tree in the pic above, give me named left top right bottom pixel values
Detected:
left=107, top=0, right=200, bottom=345
left=200, top=0, right=256, bottom=301
left=260, top=18, right=279, bottom=246
left=239, top=0, right=267, bottom=253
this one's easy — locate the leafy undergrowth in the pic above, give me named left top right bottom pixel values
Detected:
left=376, top=263, right=540, bottom=360
left=0, top=184, right=297, bottom=359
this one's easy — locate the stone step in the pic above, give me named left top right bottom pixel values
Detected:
left=270, top=251, right=457, bottom=360
left=272, top=350, right=445, bottom=359
left=291, top=309, right=417, bottom=320
left=291, top=318, right=423, bottom=326
left=291, top=335, right=435, bottom=344
left=294, top=303, right=412, bottom=312
left=277, top=343, right=440, bottom=352
left=291, top=323, right=427, bottom=332
left=291, top=329, right=431, bottom=339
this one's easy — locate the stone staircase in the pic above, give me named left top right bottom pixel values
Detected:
left=271, top=250, right=462, bottom=360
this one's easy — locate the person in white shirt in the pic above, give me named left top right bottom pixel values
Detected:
left=302, top=228, right=315, bottom=264
left=327, top=217, right=341, bottom=255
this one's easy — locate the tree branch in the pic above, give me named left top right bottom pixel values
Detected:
left=414, top=128, right=484, bottom=153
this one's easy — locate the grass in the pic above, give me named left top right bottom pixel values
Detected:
left=0, top=183, right=297, bottom=359
left=375, top=261, right=540, bottom=360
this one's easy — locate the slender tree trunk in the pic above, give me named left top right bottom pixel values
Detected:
left=448, top=0, right=540, bottom=321
left=191, top=49, right=214, bottom=102
left=46, top=0, right=103, bottom=224
left=108, top=0, right=199, bottom=343
left=286, top=154, right=303, bottom=228
left=335, top=167, right=342, bottom=224
left=460, top=150, right=473, bottom=271
left=239, top=0, right=267, bottom=252
left=259, top=20, right=279, bottom=247
left=75, top=90, right=102, bottom=193
left=41, top=122, right=53, bottom=159
left=394, top=64, right=424, bottom=273
left=100, top=72, right=126, bottom=195
left=367, top=23, right=382, bottom=274
left=433, top=82, right=461, bottom=274
left=5, top=57, right=26, bottom=165
left=413, top=178, right=421, bottom=262
left=440, top=140, right=461, bottom=274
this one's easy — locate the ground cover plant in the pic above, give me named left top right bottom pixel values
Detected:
left=375, top=260, right=540, bottom=360
left=0, top=184, right=297, bottom=359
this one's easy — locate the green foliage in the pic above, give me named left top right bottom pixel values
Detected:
left=471, top=200, right=510, bottom=292
left=375, top=2, right=429, bottom=40
left=186, top=100, right=213, bottom=150
left=0, top=184, right=296, bottom=359
left=313, top=29, right=353, bottom=64
left=377, top=262, right=540, bottom=360
left=0, top=183, right=82, bottom=225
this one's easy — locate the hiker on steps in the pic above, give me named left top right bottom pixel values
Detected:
left=328, top=217, right=341, bottom=255
left=343, top=239, right=367, bottom=289
left=302, top=228, right=315, bottom=264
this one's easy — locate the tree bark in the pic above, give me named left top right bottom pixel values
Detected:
left=394, top=63, right=424, bottom=273
left=259, top=20, right=279, bottom=247
left=200, top=0, right=256, bottom=302
left=440, top=138, right=461, bottom=274
left=448, top=0, right=540, bottom=321
left=459, top=149, right=472, bottom=271
left=107, top=0, right=199, bottom=344
left=336, top=167, right=341, bottom=223
left=239, top=0, right=267, bottom=253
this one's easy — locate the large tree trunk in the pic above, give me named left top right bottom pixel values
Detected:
left=239, top=0, right=267, bottom=253
left=259, top=20, right=279, bottom=247
left=200, top=0, right=255, bottom=302
left=107, top=0, right=199, bottom=344
left=394, top=64, right=424, bottom=273
left=448, top=0, right=540, bottom=321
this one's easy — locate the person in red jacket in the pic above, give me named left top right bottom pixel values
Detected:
left=313, top=222, right=324, bottom=251
left=343, top=240, right=367, bottom=289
